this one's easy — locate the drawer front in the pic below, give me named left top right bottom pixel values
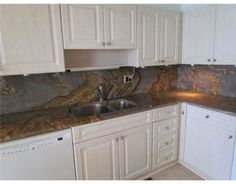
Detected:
left=153, top=104, right=179, bottom=122
left=72, top=110, right=153, bottom=143
left=153, top=147, right=177, bottom=169
left=187, top=104, right=236, bottom=132
left=153, top=118, right=178, bottom=138
left=153, top=133, right=178, bottom=153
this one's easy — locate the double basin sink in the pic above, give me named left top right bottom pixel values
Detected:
left=70, top=99, right=137, bottom=118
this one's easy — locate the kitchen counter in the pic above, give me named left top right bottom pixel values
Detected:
left=1, top=90, right=236, bottom=142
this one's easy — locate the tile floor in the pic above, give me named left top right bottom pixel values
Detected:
left=150, top=163, right=203, bottom=180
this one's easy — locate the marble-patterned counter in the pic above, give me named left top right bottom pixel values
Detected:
left=1, top=90, right=236, bottom=142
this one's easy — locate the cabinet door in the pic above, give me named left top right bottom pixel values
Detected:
left=119, top=124, right=152, bottom=180
left=214, top=5, right=236, bottom=65
left=74, top=134, right=119, bottom=180
left=160, top=10, right=180, bottom=65
left=104, top=5, right=136, bottom=49
left=138, top=7, right=161, bottom=66
left=0, top=5, right=65, bottom=76
left=184, top=117, right=235, bottom=179
left=182, top=6, right=215, bottom=64
left=61, top=4, right=104, bottom=49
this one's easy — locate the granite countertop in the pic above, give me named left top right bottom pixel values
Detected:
left=1, top=90, right=236, bottom=143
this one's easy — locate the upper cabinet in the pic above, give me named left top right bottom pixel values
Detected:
left=182, top=5, right=236, bottom=65
left=160, top=10, right=180, bottom=65
left=61, top=5, right=104, bottom=49
left=104, top=5, right=137, bottom=49
left=61, top=5, right=137, bottom=49
left=138, top=7, right=161, bottom=66
left=138, top=6, right=180, bottom=67
left=0, top=5, right=65, bottom=76
left=214, top=5, right=236, bottom=65
left=182, top=6, right=215, bottom=64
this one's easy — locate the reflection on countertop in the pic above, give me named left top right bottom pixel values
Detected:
left=1, top=89, right=236, bottom=142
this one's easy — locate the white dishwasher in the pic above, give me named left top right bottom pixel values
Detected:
left=0, top=129, right=76, bottom=180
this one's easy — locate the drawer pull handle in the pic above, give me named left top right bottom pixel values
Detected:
left=229, top=135, right=233, bottom=139
left=165, top=127, right=170, bottom=130
left=205, top=115, right=209, bottom=119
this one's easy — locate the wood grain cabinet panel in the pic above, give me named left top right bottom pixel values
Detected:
left=0, top=5, right=65, bottom=76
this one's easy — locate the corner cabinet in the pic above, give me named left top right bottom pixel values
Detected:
left=0, top=5, right=65, bottom=76
left=138, top=6, right=180, bottom=67
left=181, top=104, right=236, bottom=179
left=61, top=4, right=137, bottom=49
left=182, top=5, right=236, bottom=65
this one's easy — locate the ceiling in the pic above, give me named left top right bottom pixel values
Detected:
left=144, top=4, right=208, bottom=12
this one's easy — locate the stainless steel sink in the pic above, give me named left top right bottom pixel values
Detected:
left=70, top=99, right=137, bottom=117
left=70, top=102, right=113, bottom=117
left=108, top=99, right=137, bottom=110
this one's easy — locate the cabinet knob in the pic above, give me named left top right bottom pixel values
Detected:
left=207, top=59, right=211, bottom=62
left=165, top=126, right=170, bottom=130
left=181, top=111, right=184, bottom=115
left=229, top=135, right=233, bottom=139
left=102, top=42, right=106, bottom=46
left=165, top=142, right=169, bottom=146
left=213, top=59, right=216, bottom=62
left=107, top=42, right=112, bottom=46
left=115, top=138, right=119, bottom=142
left=205, top=115, right=209, bottom=119
left=160, top=60, right=165, bottom=63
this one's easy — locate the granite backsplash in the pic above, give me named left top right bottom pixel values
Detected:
left=0, top=65, right=235, bottom=114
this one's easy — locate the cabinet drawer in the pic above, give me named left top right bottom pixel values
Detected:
left=153, top=118, right=178, bottom=138
left=187, top=105, right=236, bottom=132
left=153, top=147, right=177, bottom=169
left=153, top=133, right=177, bottom=153
left=72, top=110, right=153, bottom=143
left=153, top=104, right=179, bottom=122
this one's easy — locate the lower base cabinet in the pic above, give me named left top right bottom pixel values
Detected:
left=74, top=124, right=152, bottom=180
left=182, top=105, right=236, bottom=180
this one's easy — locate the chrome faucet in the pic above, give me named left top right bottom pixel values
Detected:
left=96, top=84, right=106, bottom=102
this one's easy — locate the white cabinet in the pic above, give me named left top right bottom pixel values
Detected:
left=182, top=105, right=236, bottom=179
left=104, top=5, right=136, bottom=49
left=138, top=7, right=180, bottom=66
left=214, top=5, right=236, bottom=65
left=160, top=10, right=180, bottom=65
left=138, top=6, right=161, bottom=66
left=182, top=5, right=215, bottom=64
left=72, top=110, right=153, bottom=180
left=119, top=125, right=152, bottom=180
left=74, top=124, right=152, bottom=180
left=61, top=5, right=137, bottom=49
left=74, top=134, right=119, bottom=180
left=0, top=5, right=65, bottom=76
left=61, top=5, right=104, bottom=49
left=182, top=5, right=236, bottom=65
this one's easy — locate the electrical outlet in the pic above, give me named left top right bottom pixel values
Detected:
left=124, top=75, right=133, bottom=84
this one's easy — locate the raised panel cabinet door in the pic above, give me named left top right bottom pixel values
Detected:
left=61, top=4, right=104, bottom=49
left=160, top=10, right=180, bottom=65
left=74, top=134, right=119, bottom=180
left=182, top=6, right=216, bottom=64
left=119, top=124, right=152, bottom=180
left=184, top=117, right=235, bottom=179
left=138, top=6, right=161, bottom=66
left=0, top=5, right=65, bottom=76
left=214, top=5, right=236, bottom=65
left=104, top=5, right=137, bottom=49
